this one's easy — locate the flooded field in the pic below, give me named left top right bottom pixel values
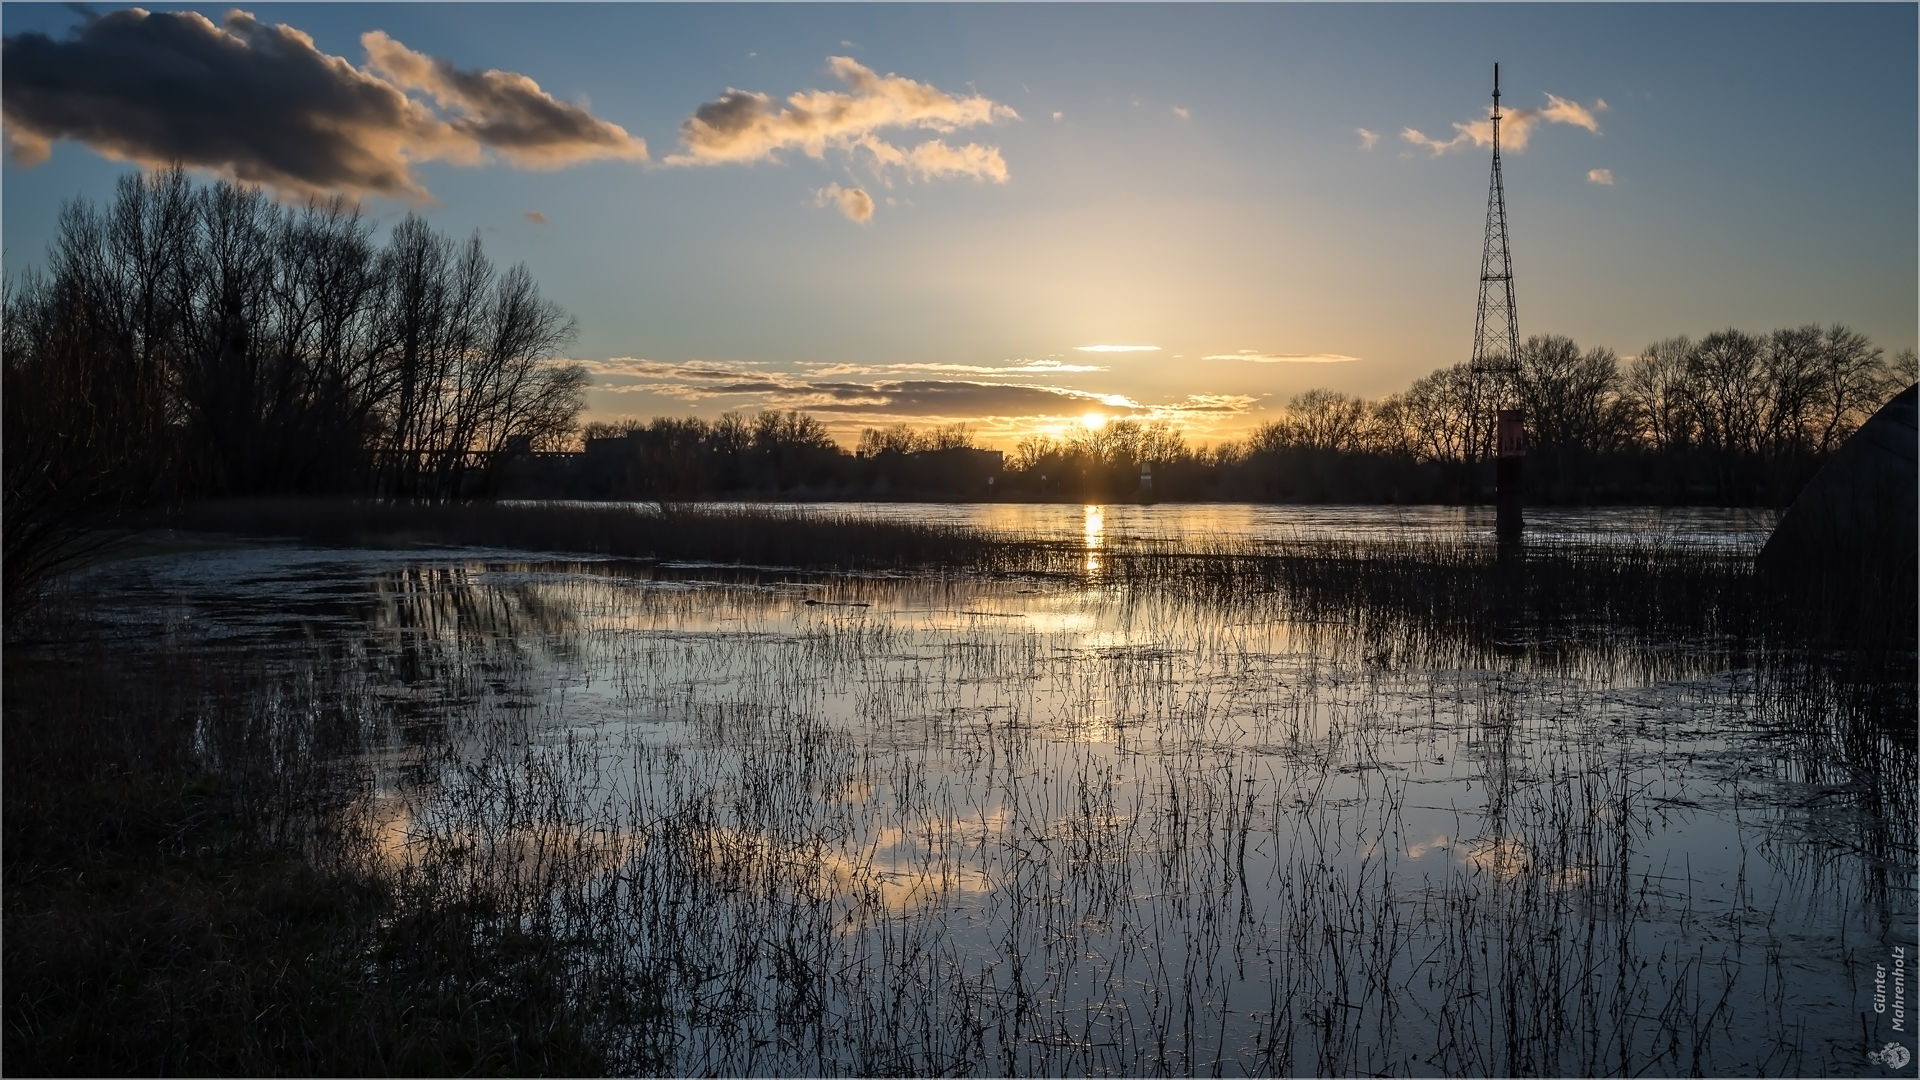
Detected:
left=42, top=506, right=1915, bottom=1076
left=531, top=501, right=1784, bottom=551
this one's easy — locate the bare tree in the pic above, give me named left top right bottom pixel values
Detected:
left=1514, top=334, right=1623, bottom=493
left=1622, top=336, right=1693, bottom=453
left=1008, top=435, right=1063, bottom=474
left=857, top=421, right=976, bottom=456
left=1806, top=324, right=1893, bottom=456
left=1359, top=394, right=1415, bottom=457
left=6, top=168, right=590, bottom=555
left=1892, top=347, right=1918, bottom=388
left=924, top=422, right=977, bottom=451
left=1282, top=389, right=1368, bottom=453
left=1402, top=362, right=1496, bottom=498
left=1681, top=329, right=1767, bottom=499
left=2, top=177, right=192, bottom=612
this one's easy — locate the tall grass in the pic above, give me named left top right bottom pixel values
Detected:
left=156, top=498, right=1046, bottom=573
left=8, top=510, right=1911, bottom=1075
left=1, top=606, right=617, bottom=1075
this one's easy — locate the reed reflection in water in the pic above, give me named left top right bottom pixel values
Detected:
left=81, top=537, right=1915, bottom=1077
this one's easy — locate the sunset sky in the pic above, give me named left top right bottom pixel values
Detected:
left=4, top=3, right=1914, bottom=449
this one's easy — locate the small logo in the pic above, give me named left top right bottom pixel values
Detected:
left=1869, top=1042, right=1911, bottom=1069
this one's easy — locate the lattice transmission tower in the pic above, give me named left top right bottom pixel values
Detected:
left=1470, top=63, right=1520, bottom=401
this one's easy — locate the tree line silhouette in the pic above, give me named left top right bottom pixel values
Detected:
left=8, top=169, right=1912, bottom=596
left=563, top=329, right=1911, bottom=505
left=1184, top=328, right=1915, bottom=507
left=4, top=168, right=588, bottom=598
left=576, top=412, right=851, bottom=497
left=570, top=413, right=1004, bottom=499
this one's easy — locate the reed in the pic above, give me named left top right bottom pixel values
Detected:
left=155, top=498, right=1047, bottom=574
left=1, top=614, right=618, bottom=1075
left=8, top=510, right=1910, bottom=1075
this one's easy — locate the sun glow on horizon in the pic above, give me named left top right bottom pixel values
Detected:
left=1081, top=412, right=1107, bottom=430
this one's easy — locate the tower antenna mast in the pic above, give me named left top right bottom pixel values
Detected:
left=1471, top=62, right=1520, bottom=394
left=1471, top=63, right=1526, bottom=538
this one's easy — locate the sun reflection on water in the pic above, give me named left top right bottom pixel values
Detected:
left=1083, top=504, right=1105, bottom=574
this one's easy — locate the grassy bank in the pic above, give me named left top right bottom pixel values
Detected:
left=155, top=498, right=1047, bottom=574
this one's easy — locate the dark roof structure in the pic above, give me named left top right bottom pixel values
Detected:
left=1757, top=383, right=1917, bottom=606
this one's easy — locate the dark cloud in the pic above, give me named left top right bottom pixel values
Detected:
left=362, top=31, right=646, bottom=170
left=583, top=357, right=1257, bottom=430
left=589, top=358, right=1129, bottom=416
left=1, top=9, right=645, bottom=199
left=799, top=380, right=1108, bottom=414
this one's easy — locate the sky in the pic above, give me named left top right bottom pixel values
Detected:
left=4, top=3, right=1915, bottom=450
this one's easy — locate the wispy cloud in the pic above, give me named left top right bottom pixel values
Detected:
left=524, top=210, right=549, bottom=225
left=1172, top=106, right=1191, bottom=120
left=1203, top=351, right=1359, bottom=364
left=1401, top=92, right=1607, bottom=156
left=596, top=365, right=1133, bottom=415
left=1174, top=394, right=1260, bottom=414
left=815, top=182, right=874, bottom=222
left=854, top=136, right=1008, bottom=183
left=1587, top=167, right=1614, bottom=185
left=810, top=359, right=1107, bottom=376
left=2, top=9, right=645, bottom=199
left=1075, top=344, right=1160, bottom=353
left=579, top=356, right=1257, bottom=443
left=1010, top=359, right=1107, bottom=373
left=1356, top=127, right=1379, bottom=150
left=665, top=56, right=1015, bottom=212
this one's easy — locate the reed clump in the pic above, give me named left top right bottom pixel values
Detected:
left=1, top=613, right=623, bottom=1076
left=155, top=498, right=1915, bottom=736
left=157, top=498, right=1053, bottom=573
left=10, top=507, right=1910, bottom=1075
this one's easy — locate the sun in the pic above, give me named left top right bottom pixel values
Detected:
left=1081, top=412, right=1107, bottom=431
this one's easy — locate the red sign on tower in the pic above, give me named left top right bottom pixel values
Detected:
left=1497, top=410, right=1525, bottom=459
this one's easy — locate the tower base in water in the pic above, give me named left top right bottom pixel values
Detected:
left=1496, top=409, right=1524, bottom=539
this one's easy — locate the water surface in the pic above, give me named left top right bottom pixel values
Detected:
left=77, top=509, right=1911, bottom=1077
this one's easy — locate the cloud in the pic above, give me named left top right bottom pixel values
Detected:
left=591, top=357, right=1130, bottom=414
left=854, top=136, right=1008, bottom=183
left=816, top=182, right=874, bottom=223
left=1, top=9, right=645, bottom=199
left=666, top=56, right=1016, bottom=200
left=1177, top=394, right=1261, bottom=413
left=578, top=356, right=1256, bottom=429
left=810, top=360, right=1107, bottom=376
left=1401, top=92, right=1607, bottom=156
left=1075, top=344, right=1160, bottom=353
left=578, top=357, right=784, bottom=383
left=360, top=31, right=647, bottom=170
left=524, top=210, right=549, bottom=225
left=1172, top=106, right=1191, bottom=120
left=1587, top=167, right=1614, bottom=186
left=1356, top=127, right=1379, bottom=150
left=1203, top=351, right=1359, bottom=364
left=1008, top=359, right=1107, bottom=373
